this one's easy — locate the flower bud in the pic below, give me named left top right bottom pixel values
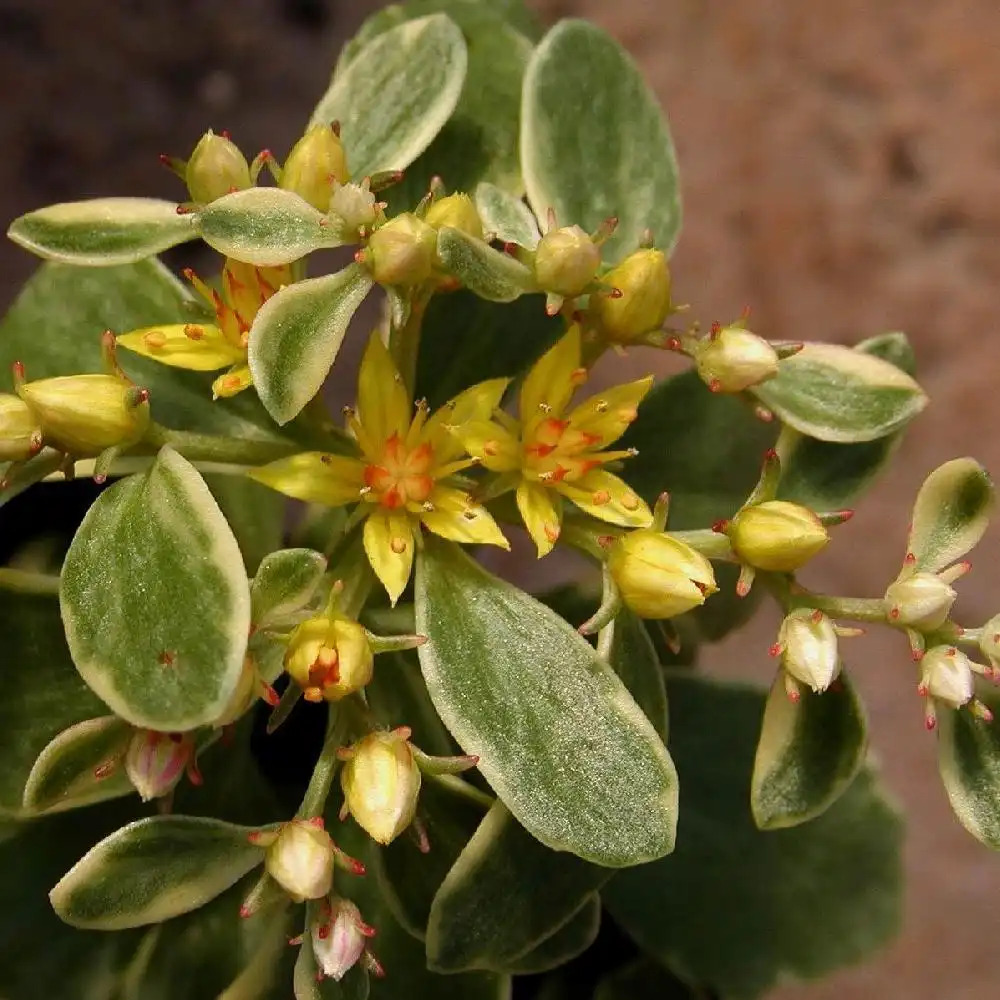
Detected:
left=778, top=609, right=840, bottom=693
left=330, top=182, right=378, bottom=232
left=589, top=248, right=672, bottom=343
left=729, top=501, right=829, bottom=572
left=313, top=897, right=373, bottom=982
left=340, top=730, right=421, bottom=845
left=920, top=646, right=975, bottom=709
left=363, top=213, right=437, bottom=286
left=266, top=819, right=336, bottom=902
left=185, top=130, right=251, bottom=204
left=124, top=729, right=194, bottom=802
left=533, top=225, right=600, bottom=297
left=883, top=572, right=957, bottom=630
left=695, top=326, right=779, bottom=393
left=607, top=529, right=717, bottom=619
left=19, top=375, right=150, bottom=456
left=978, top=614, right=1000, bottom=672
left=285, top=615, right=374, bottom=703
left=424, top=193, right=483, bottom=241
left=0, top=393, right=42, bottom=461
left=280, top=125, right=349, bottom=212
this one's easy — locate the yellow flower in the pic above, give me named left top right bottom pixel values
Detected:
left=250, top=335, right=509, bottom=602
left=116, top=258, right=291, bottom=399
left=452, top=325, right=653, bottom=556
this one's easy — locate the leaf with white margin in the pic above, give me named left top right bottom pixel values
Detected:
left=906, top=457, right=994, bottom=572
left=7, top=198, right=198, bottom=266
left=436, top=227, right=535, bottom=302
left=521, top=20, right=681, bottom=260
left=50, top=815, right=264, bottom=930
left=475, top=182, right=540, bottom=248
left=310, top=14, right=468, bottom=179
left=248, top=264, right=373, bottom=425
left=415, top=537, right=678, bottom=867
left=60, top=446, right=251, bottom=731
left=505, top=895, right=601, bottom=975
left=250, top=547, right=328, bottom=627
left=751, top=342, right=927, bottom=443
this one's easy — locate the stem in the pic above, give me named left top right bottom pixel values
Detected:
left=389, top=286, right=433, bottom=395
left=296, top=705, right=348, bottom=819
left=794, top=594, right=888, bottom=623
left=669, top=529, right=736, bottom=560
left=0, top=568, right=60, bottom=596
left=141, top=424, right=301, bottom=467
left=426, top=772, right=494, bottom=811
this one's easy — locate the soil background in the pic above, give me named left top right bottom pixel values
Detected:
left=1, top=0, right=999, bottom=996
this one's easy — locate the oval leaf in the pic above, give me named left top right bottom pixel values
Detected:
left=200, top=188, right=344, bottom=266
left=248, top=264, right=373, bottom=425
left=50, top=815, right=263, bottom=929
left=751, top=672, right=867, bottom=829
left=506, top=895, right=601, bottom=974
left=250, top=547, right=327, bottom=627
left=606, top=608, right=669, bottom=742
left=311, top=14, right=468, bottom=179
left=906, top=457, right=994, bottom=572
left=521, top=20, right=681, bottom=259
left=60, top=446, right=252, bottom=731
left=22, top=716, right=133, bottom=815
left=7, top=197, right=197, bottom=266
left=415, top=537, right=678, bottom=867
left=436, top=227, right=535, bottom=302
left=751, top=342, right=927, bottom=443
left=475, top=182, right=540, bottom=248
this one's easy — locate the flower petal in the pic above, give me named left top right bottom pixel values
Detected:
left=357, top=334, right=410, bottom=448
left=117, top=324, right=244, bottom=371
left=420, top=485, right=510, bottom=549
left=249, top=452, right=365, bottom=506
left=558, top=469, right=652, bottom=528
left=212, top=364, right=253, bottom=399
left=424, top=377, right=510, bottom=463
left=519, top=325, right=583, bottom=428
left=448, top=420, right=520, bottom=473
left=364, top=509, right=415, bottom=604
left=566, top=375, right=653, bottom=446
left=516, top=481, right=563, bottom=557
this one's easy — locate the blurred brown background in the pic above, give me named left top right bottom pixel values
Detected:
left=1, top=0, right=998, bottom=996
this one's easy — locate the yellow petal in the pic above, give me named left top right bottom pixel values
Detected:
left=364, top=509, right=415, bottom=605
left=516, top=481, right=563, bottom=557
left=420, top=485, right=510, bottom=549
left=566, top=375, right=653, bottom=447
left=357, top=334, right=410, bottom=448
left=519, top=325, right=583, bottom=427
left=424, top=377, right=510, bottom=463
left=558, top=469, right=652, bottom=528
left=448, top=420, right=520, bottom=473
left=249, top=452, right=365, bottom=505
left=212, top=364, right=253, bottom=398
left=117, top=324, right=244, bottom=371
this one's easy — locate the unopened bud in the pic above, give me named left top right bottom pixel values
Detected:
left=0, top=393, right=42, bottom=461
left=589, top=248, right=672, bottom=343
left=313, top=897, right=373, bottom=982
left=213, top=655, right=266, bottom=727
left=424, top=193, right=483, bottom=241
left=778, top=609, right=840, bottom=693
left=884, top=572, right=957, bottom=630
left=920, top=646, right=975, bottom=709
left=265, top=819, right=336, bottom=903
left=124, top=729, right=194, bottom=802
left=330, top=182, right=379, bottom=231
left=729, top=500, right=829, bottom=572
left=340, top=730, right=421, bottom=845
left=363, top=213, right=436, bottom=286
left=696, top=327, right=780, bottom=393
left=978, top=614, right=1000, bottom=671
left=533, top=225, right=600, bottom=297
left=185, top=130, right=251, bottom=204
left=280, top=125, right=349, bottom=212
left=607, top=529, right=717, bottom=619
left=285, top=615, right=374, bottom=703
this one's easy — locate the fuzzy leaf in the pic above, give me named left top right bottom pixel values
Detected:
left=50, top=815, right=263, bottom=930
left=248, top=264, right=373, bottom=425
left=206, top=473, right=286, bottom=575
left=521, top=20, right=681, bottom=259
left=199, top=188, right=344, bottom=266
left=250, top=547, right=327, bottom=627
left=604, top=676, right=903, bottom=999
left=416, top=538, right=678, bottom=866
left=475, top=182, right=540, bottom=247
left=594, top=960, right=701, bottom=1000
left=435, top=227, right=535, bottom=302
left=751, top=673, right=867, bottom=829
left=906, top=457, right=994, bottom=572
left=60, top=447, right=251, bottom=731
left=606, top=607, right=669, bottom=742
left=7, top=198, right=197, bottom=265
left=752, top=342, right=927, bottom=443
left=311, top=14, right=468, bottom=179
left=504, top=895, right=601, bottom=975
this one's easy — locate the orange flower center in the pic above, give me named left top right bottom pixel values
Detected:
left=364, top=433, right=435, bottom=508
left=524, top=417, right=601, bottom=483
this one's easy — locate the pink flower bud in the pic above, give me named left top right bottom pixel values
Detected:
left=313, top=897, right=374, bottom=981
left=124, top=729, right=194, bottom=802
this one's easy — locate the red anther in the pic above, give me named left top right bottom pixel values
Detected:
left=786, top=688, right=801, bottom=703
left=259, top=148, right=274, bottom=162
left=317, top=924, right=330, bottom=940
left=93, top=474, right=108, bottom=486
left=353, top=249, right=366, bottom=264
left=176, top=204, right=194, bottom=215
left=219, top=129, right=232, bottom=140
left=348, top=858, right=366, bottom=876
left=810, top=609, right=824, bottom=623
left=158, top=153, right=172, bottom=166
left=359, top=920, right=377, bottom=938
left=768, top=642, right=782, bottom=658
left=904, top=552, right=916, bottom=564
left=763, top=448, right=778, bottom=461
left=239, top=904, right=253, bottom=919
left=158, top=650, right=176, bottom=667
left=736, top=579, right=752, bottom=598
left=924, top=715, right=937, bottom=731
left=135, top=388, right=150, bottom=404
left=262, top=683, right=280, bottom=707
left=889, top=607, right=900, bottom=620
left=835, top=509, right=854, bottom=522
left=607, top=287, right=624, bottom=299
left=708, top=378, right=722, bottom=393
left=710, top=321, right=722, bottom=338
left=331, top=121, right=342, bottom=137
left=917, top=683, right=929, bottom=697
left=307, top=816, right=326, bottom=829
left=12, top=360, right=26, bottom=380
left=980, top=706, right=995, bottom=723
left=665, top=336, right=682, bottom=351
left=711, top=519, right=730, bottom=534
left=501, top=242, right=518, bottom=256
left=912, top=648, right=924, bottom=662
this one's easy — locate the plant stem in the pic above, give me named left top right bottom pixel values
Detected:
left=0, top=567, right=60, bottom=596
left=426, top=772, right=494, bottom=811
left=389, top=286, right=433, bottom=395
left=141, top=424, right=301, bottom=467
left=296, top=705, right=348, bottom=820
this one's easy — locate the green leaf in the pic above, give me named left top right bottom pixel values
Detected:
left=22, top=716, right=133, bottom=815
left=778, top=333, right=916, bottom=510
left=426, top=802, right=612, bottom=972
left=505, top=894, right=601, bottom=974
left=751, top=342, right=927, bottom=443
left=521, top=20, right=681, bottom=260
left=7, top=198, right=197, bottom=266
left=50, top=815, right=263, bottom=929
left=247, top=263, right=373, bottom=425
left=604, top=676, right=904, bottom=999
left=621, top=370, right=776, bottom=527
left=311, top=14, right=468, bottom=179
left=416, top=538, right=678, bottom=866
left=606, top=608, right=669, bottom=742
left=251, top=547, right=327, bottom=627
left=751, top=673, right=867, bottom=829
left=475, top=182, right=540, bottom=247
left=906, top=457, right=994, bottom=572
left=206, top=473, right=286, bottom=575
left=594, top=959, right=702, bottom=1000
left=199, top=189, right=344, bottom=266
left=60, top=447, right=251, bottom=730
left=0, top=587, right=109, bottom=815
left=435, top=227, right=535, bottom=302
left=936, top=685, right=1000, bottom=849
